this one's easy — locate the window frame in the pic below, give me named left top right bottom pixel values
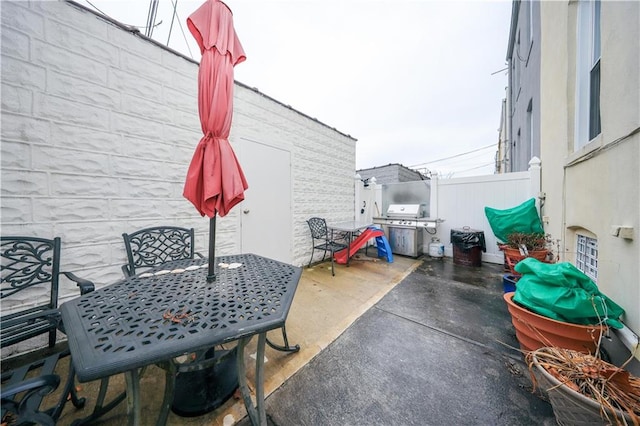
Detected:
left=574, top=0, right=602, bottom=150
left=575, top=234, right=598, bottom=283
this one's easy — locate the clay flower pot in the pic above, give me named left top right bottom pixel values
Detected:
left=501, top=247, right=549, bottom=275
left=501, top=247, right=549, bottom=262
left=503, top=292, right=606, bottom=354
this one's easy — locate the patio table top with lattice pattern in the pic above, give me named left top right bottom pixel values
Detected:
left=60, top=253, right=301, bottom=425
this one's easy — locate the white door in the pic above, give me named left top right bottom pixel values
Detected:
left=237, top=138, right=292, bottom=263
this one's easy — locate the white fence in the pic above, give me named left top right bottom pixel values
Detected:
left=358, top=158, right=542, bottom=264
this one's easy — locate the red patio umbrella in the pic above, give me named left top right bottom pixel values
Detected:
left=183, top=0, right=247, bottom=281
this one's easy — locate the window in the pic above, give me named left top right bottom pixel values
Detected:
left=576, top=235, right=598, bottom=282
left=575, top=0, right=601, bottom=148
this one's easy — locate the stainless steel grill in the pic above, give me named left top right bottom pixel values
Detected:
left=373, top=204, right=440, bottom=257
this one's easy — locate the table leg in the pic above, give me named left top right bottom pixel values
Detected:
left=346, top=231, right=353, bottom=266
left=255, top=333, right=267, bottom=425
left=237, top=334, right=268, bottom=425
left=70, top=377, right=127, bottom=426
left=124, top=369, right=141, bottom=426
left=157, top=360, right=177, bottom=426
left=266, top=325, right=300, bottom=353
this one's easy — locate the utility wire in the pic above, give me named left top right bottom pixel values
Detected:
left=85, top=0, right=107, bottom=16
left=429, top=149, right=495, bottom=167
left=175, top=3, right=194, bottom=58
left=84, top=1, right=149, bottom=29
left=454, top=161, right=495, bottom=174
left=145, top=0, right=160, bottom=38
left=434, top=161, right=494, bottom=178
left=409, top=143, right=495, bottom=168
left=167, top=0, right=179, bottom=46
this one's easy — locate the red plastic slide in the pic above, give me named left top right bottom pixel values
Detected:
left=334, top=228, right=384, bottom=265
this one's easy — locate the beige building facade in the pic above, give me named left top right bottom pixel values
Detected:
left=538, top=1, right=639, bottom=348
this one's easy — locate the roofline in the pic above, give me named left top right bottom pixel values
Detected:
left=64, top=0, right=357, bottom=142
left=506, top=0, right=521, bottom=61
left=356, top=163, right=428, bottom=180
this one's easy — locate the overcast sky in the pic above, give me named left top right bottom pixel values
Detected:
left=78, top=0, right=512, bottom=178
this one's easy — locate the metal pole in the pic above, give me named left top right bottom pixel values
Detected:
left=207, top=215, right=216, bottom=282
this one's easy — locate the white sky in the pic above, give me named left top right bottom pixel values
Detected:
left=78, top=0, right=512, bottom=178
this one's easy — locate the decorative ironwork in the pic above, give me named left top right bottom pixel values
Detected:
left=1, top=238, right=57, bottom=299
left=122, top=226, right=195, bottom=275
left=1, top=236, right=94, bottom=349
left=61, top=254, right=301, bottom=381
left=306, top=217, right=348, bottom=276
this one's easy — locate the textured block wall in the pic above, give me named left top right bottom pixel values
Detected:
left=232, top=86, right=356, bottom=265
left=1, top=1, right=356, bottom=301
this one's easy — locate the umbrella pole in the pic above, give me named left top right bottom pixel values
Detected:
left=207, top=215, right=216, bottom=282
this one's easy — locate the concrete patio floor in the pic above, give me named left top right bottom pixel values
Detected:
left=4, top=252, right=558, bottom=425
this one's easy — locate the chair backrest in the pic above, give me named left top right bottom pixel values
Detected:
left=122, top=226, right=196, bottom=276
left=1, top=236, right=61, bottom=348
left=307, top=217, right=328, bottom=240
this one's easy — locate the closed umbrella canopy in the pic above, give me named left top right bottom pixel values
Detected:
left=183, top=0, right=246, bottom=281
left=183, top=0, right=247, bottom=218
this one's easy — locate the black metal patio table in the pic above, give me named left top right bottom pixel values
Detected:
left=60, top=253, right=302, bottom=426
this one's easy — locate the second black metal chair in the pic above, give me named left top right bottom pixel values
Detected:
left=307, top=217, right=349, bottom=276
left=121, top=226, right=203, bottom=277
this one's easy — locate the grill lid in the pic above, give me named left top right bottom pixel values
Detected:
left=386, top=204, right=424, bottom=218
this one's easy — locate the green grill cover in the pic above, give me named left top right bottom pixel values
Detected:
left=513, top=258, right=625, bottom=329
left=484, top=198, right=544, bottom=243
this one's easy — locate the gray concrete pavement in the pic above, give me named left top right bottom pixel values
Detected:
left=3, top=255, right=559, bottom=425
left=245, top=258, right=556, bottom=425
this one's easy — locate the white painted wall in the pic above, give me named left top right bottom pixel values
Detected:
left=358, top=166, right=538, bottom=264
left=0, top=1, right=355, bottom=306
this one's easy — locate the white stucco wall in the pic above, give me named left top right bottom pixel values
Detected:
left=540, top=1, right=640, bottom=337
left=1, top=0, right=355, bottom=303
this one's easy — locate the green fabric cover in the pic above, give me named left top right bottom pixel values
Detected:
left=513, top=258, right=625, bottom=329
left=484, top=198, right=544, bottom=243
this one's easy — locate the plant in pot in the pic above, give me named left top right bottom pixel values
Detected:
left=527, top=346, right=639, bottom=425
left=500, top=232, right=553, bottom=274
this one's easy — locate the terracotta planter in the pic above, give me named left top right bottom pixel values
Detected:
left=531, top=349, right=635, bottom=425
left=503, top=292, right=606, bottom=354
left=501, top=247, right=548, bottom=261
left=501, top=247, right=549, bottom=275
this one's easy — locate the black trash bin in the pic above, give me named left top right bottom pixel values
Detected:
left=450, top=227, right=486, bottom=267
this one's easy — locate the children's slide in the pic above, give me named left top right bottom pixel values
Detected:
left=334, top=227, right=392, bottom=264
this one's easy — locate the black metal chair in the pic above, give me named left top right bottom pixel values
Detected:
left=0, top=236, right=96, bottom=425
left=307, top=217, right=349, bottom=276
left=121, top=226, right=203, bottom=277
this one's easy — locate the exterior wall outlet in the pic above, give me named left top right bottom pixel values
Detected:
left=611, top=225, right=634, bottom=239
left=619, top=226, right=634, bottom=240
